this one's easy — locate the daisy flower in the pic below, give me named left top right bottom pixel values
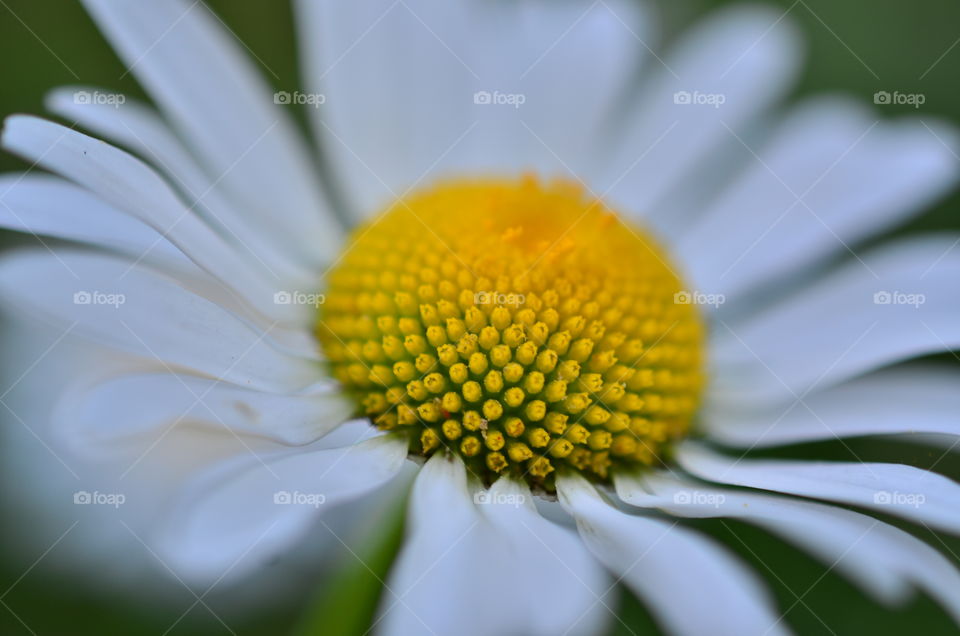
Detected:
left=2, top=0, right=960, bottom=634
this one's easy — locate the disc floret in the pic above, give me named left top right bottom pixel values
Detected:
left=317, top=177, right=704, bottom=490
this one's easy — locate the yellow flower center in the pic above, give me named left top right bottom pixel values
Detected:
left=316, top=176, right=704, bottom=491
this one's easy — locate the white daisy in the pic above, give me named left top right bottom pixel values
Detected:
left=2, top=1, right=960, bottom=634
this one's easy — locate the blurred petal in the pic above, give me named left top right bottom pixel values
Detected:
left=297, top=0, right=648, bottom=219
left=56, top=371, right=351, bottom=454
left=602, top=5, right=801, bottom=237
left=0, top=167, right=311, bottom=349
left=616, top=471, right=960, bottom=621
left=159, top=433, right=407, bottom=581
left=679, top=98, right=959, bottom=300
left=0, top=172, right=184, bottom=263
left=677, top=442, right=960, bottom=534
left=379, top=455, right=605, bottom=636
left=377, top=453, right=523, bottom=636
left=79, top=0, right=341, bottom=263
left=0, top=249, right=320, bottom=393
left=703, top=365, right=960, bottom=447
left=709, top=235, right=960, bottom=406
left=557, top=473, right=787, bottom=636
left=478, top=478, right=610, bottom=636
left=1, top=115, right=297, bottom=321
left=45, top=87, right=315, bottom=284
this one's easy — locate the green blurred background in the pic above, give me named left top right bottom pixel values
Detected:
left=1, top=0, right=959, bottom=634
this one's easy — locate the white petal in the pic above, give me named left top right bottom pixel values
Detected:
left=709, top=236, right=960, bottom=406
left=1, top=115, right=303, bottom=322
left=478, top=478, right=610, bottom=636
left=0, top=314, right=369, bottom=599
left=557, top=473, right=787, bottom=636
left=703, top=365, right=960, bottom=447
left=0, top=249, right=320, bottom=394
left=297, top=0, right=648, bottom=219
left=377, top=453, right=521, bottom=636
left=380, top=456, right=608, bottom=636
left=615, top=471, right=960, bottom=621
left=678, top=98, right=959, bottom=300
left=79, top=0, right=341, bottom=263
left=45, top=87, right=316, bottom=284
left=677, top=442, right=960, bottom=534
left=159, top=433, right=408, bottom=581
left=56, top=371, right=351, bottom=454
left=0, top=172, right=184, bottom=263
left=600, top=5, right=801, bottom=236
left=0, top=170, right=311, bottom=347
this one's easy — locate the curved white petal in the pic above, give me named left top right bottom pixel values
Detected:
left=677, top=442, right=960, bottom=534
left=709, top=236, right=960, bottom=406
left=159, top=433, right=408, bottom=581
left=478, top=478, right=610, bottom=636
left=0, top=171, right=315, bottom=351
left=45, top=87, right=316, bottom=284
left=0, top=249, right=321, bottom=394
left=297, top=0, right=648, bottom=219
left=378, top=455, right=606, bottom=636
left=0, top=172, right=184, bottom=263
left=615, top=472, right=960, bottom=622
left=0, top=312, right=397, bottom=603
left=1, top=115, right=304, bottom=322
left=56, top=371, right=351, bottom=455
left=679, top=99, right=959, bottom=300
left=601, top=5, right=801, bottom=237
left=79, top=0, right=341, bottom=263
left=557, top=473, right=787, bottom=636
left=377, top=453, right=522, bottom=636
left=703, top=365, right=960, bottom=447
